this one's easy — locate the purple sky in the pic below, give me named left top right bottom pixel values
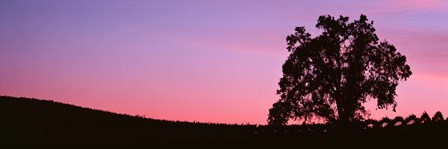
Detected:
left=1, top=0, right=447, bottom=124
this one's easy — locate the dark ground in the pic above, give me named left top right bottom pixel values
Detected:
left=1, top=96, right=446, bottom=147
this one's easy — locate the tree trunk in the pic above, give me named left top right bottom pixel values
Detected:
left=336, top=105, right=350, bottom=130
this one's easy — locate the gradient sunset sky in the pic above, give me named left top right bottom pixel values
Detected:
left=1, top=0, right=447, bottom=124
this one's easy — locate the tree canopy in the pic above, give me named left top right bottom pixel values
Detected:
left=268, top=14, right=412, bottom=125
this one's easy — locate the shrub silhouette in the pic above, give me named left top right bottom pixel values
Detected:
left=268, top=14, right=412, bottom=126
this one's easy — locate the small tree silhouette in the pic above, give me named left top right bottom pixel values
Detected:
left=420, top=112, right=431, bottom=124
left=364, top=119, right=377, bottom=128
left=268, top=14, right=412, bottom=125
left=432, top=111, right=444, bottom=122
left=378, top=117, right=392, bottom=128
left=404, top=114, right=418, bottom=125
left=392, top=116, right=404, bottom=126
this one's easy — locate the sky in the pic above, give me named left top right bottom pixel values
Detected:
left=0, top=0, right=447, bottom=124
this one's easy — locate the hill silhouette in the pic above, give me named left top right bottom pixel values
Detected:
left=1, top=96, right=446, bottom=147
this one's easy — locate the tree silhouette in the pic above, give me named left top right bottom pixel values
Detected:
left=432, top=111, right=444, bottom=122
left=404, top=114, right=418, bottom=125
left=268, top=14, right=412, bottom=125
left=420, top=112, right=431, bottom=124
left=392, top=116, right=404, bottom=126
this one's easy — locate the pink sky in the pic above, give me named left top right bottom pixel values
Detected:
left=1, top=0, right=447, bottom=124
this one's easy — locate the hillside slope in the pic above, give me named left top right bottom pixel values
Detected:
left=1, top=96, right=447, bottom=147
left=0, top=96, right=263, bottom=147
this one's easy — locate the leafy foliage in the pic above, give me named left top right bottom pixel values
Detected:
left=432, top=111, right=444, bottom=122
left=420, top=111, right=431, bottom=124
left=268, top=14, right=412, bottom=125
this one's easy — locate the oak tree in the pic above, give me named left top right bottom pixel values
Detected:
left=268, top=14, right=412, bottom=125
